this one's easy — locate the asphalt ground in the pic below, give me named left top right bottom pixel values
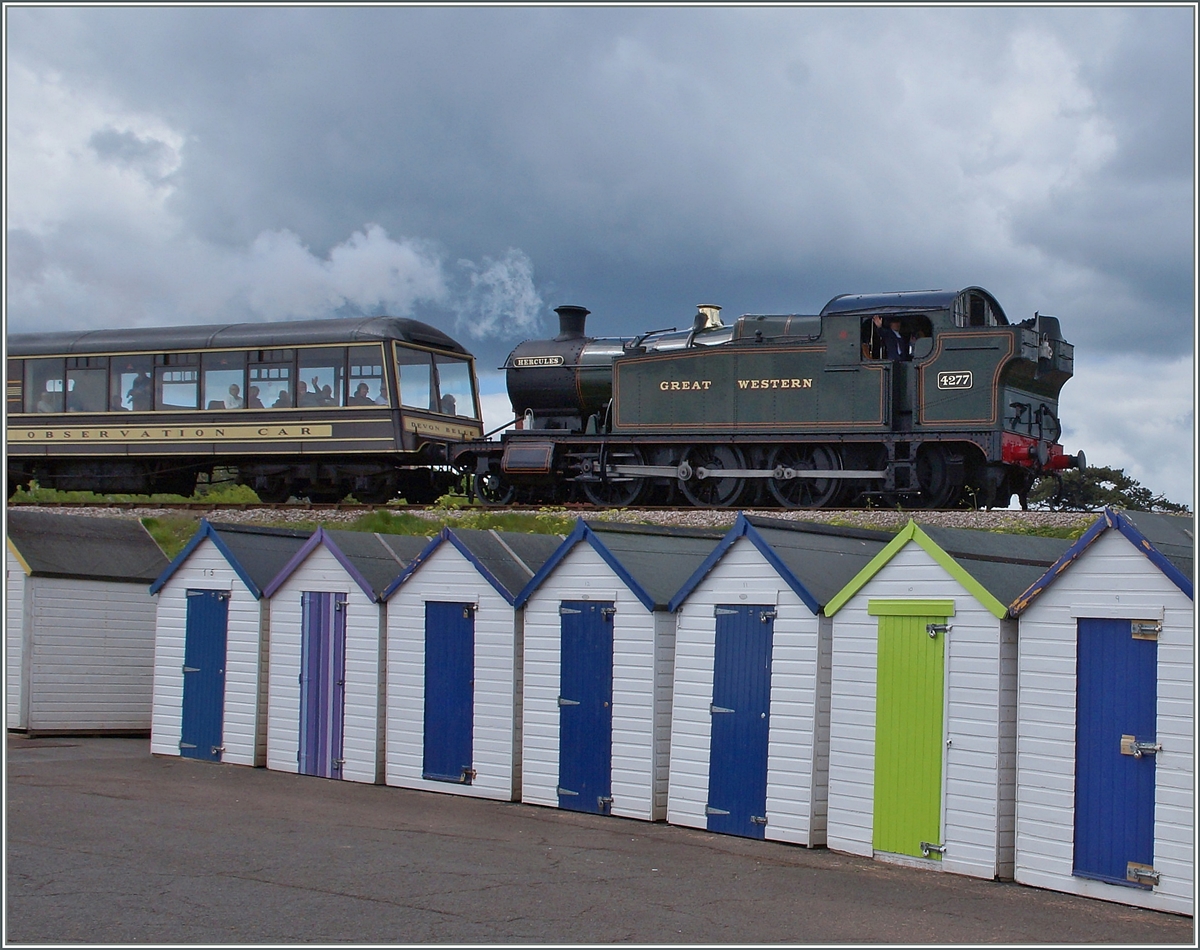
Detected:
left=5, top=736, right=1193, bottom=945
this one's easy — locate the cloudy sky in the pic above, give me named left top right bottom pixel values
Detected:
left=6, top=6, right=1195, bottom=505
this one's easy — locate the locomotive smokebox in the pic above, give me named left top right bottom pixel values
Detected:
left=554, top=305, right=590, bottom=341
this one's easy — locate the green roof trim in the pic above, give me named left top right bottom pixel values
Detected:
left=824, top=520, right=1009, bottom=619
left=868, top=599, right=956, bottom=617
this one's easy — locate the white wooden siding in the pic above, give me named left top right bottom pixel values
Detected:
left=21, top=576, right=156, bottom=732
left=386, top=542, right=521, bottom=801
left=7, top=549, right=27, bottom=729
left=266, top=546, right=383, bottom=784
left=827, top=543, right=1008, bottom=879
left=1016, top=529, right=1193, bottom=915
left=521, top=543, right=668, bottom=821
left=666, top=538, right=823, bottom=846
left=150, top=538, right=265, bottom=766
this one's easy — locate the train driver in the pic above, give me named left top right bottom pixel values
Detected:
left=872, top=314, right=912, bottom=361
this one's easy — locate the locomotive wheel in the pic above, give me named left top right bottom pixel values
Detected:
left=580, top=446, right=646, bottom=507
left=679, top=444, right=746, bottom=508
left=474, top=470, right=516, bottom=506
left=915, top=443, right=963, bottom=509
left=766, top=444, right=842, bottom=508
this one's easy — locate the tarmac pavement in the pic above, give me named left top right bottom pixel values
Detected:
left=5, top=735, right=1194, bottom=944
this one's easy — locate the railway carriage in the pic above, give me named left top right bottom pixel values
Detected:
left=6, top=317, right=483, bottom=502
left=453, top=286, right=1084, bottom=509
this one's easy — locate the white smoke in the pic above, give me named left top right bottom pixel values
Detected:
left=455, top=248, right=545, bottom=339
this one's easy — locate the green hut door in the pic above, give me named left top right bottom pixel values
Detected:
left=870, top=600, right=953, bottom=859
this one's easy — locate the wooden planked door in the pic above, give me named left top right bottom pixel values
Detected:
left=556, top=600, right=614, bottom=815
left=298, top=591, right=347, bottom=779
left=423, top=601, right=476, bottom=784
left=180, top=589, right=229, bottom=761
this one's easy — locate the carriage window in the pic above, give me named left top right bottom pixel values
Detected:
left=298, top=347, right=345, bottom=408
left=24, top=358, right=64, bottom=413
left=202, top=351, right=247, bottom=410
left=432, top=354, right=478, bottom=418
left=111, top=355, right=154, bottom=410
left=155, top=354, right=200, bottom=410
left=247, top=349, right=294, bottom=409
left=395, top=345, right=434, bottom=411
left=348, top=345, right=387, bottom=406
left=65, top=357, right=109, bottom=413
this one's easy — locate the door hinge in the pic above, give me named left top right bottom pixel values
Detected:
left=705, top=804, right=730, bottom=816
left=710, top=704, right=735, bottom=714
left=1127, top=862, right=1160, bottom=885
left=714, top=606, right=739, bottom=616
left=1131, top=620, right=1161, bottom=640
left=920, top=841, right=946, bottom=857
left=559, top=605, right=582, bottom=615
left=179, top=742, right=197, bottom=749
left=926, top=623, right=951, bottom=638
left=182, top=665, right=200, bottom=673
left=557, top=696, right=580, bottom=706
left=750, top=815, right=768, bottom=826
left=1120, top=735, right=1162, bottom=758
left=600, top=606, right=616, bottom=620
left=556, top=786, right=579, bottom=796
left=760, top=609, right=776, bottom=623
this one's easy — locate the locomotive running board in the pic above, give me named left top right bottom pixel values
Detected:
left=605, top=464, right=887, bottom=481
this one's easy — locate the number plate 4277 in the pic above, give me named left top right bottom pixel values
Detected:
left=937, top=371, right=973, bottom=390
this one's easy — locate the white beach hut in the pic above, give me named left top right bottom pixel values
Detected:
left=1010, top=507, right=1193, bottom=915
left=515, top=520, right=723, bottom=821
left=6, top=510, right=167, bottom=735
left=822, top=521, right=1070, bottom=881
left=148, top=521, right=311, bottom=765
left=262, top=528, right=427, bottom=784
left=382, top=526, right=562, bottom=800
left=665, top=514, right=891, bottom=846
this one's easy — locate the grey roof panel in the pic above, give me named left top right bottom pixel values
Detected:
left=325, top=529, right=429, bottom=598
left=919, top=524, right=1073, bottom=606
left=448, top=529, right=564, bottom=599
left=745, top=520, right=894, bottom=606
left=206, top=522, right=314, bottom=592
left=586, top=522, right=727, bottom=608
left=7, top=510, right=168, bottom=583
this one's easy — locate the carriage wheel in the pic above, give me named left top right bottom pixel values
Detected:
left=679, top=444, right=746, bottom=508
left=253, top=475, right=291, bottom=504
left=580, top=446, right=646, bottom=507
left=766, top=444, right=842, bottom=508
left=474, top=470, right=516, bottom=506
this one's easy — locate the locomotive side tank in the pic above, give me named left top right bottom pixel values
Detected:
left=457, top=287, right=1084, bottom=509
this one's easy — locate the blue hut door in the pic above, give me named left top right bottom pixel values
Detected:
left=1074, top=617, right=1159, bottom=887
left=557, top=600, right=614, bottom=814
left=180, top=589, right=230, bottom=761
left=423, top=601, right=475, bottom=784
left=298, top=592, right=347, bottom=779
left=706, top=604, right=775, bottom=839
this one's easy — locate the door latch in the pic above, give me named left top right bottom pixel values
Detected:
left=459, top=768, right=477, bottom=783
left=600, top=606, right=616, bottom=620
left=926, top=623, right=951, bottom=639
left=210, top=746, right=225, bottom=756
left=598, top=795, right=613, bottom=811
left=920, top=841, right=946, bottom=857
left=1120, top=735, right=1162, bottom=758
left=750, top=815, right=768, bottom=826
left=1131, top=620, right=1161, bottom=640
left=1126, top=862, right=1160, bottom=885
left=760, top=609, right=777, bottom=623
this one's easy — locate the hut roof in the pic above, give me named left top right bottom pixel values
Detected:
left=262, top=527, right=429, bottom=601
left=7, top=509, right=168, bottom=584
left=150, top=520, right=312, bottom=597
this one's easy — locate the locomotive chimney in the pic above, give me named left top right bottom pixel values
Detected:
left=695, top=303, right=724, bottom=331
left=554, top=305, right=590, bottom=341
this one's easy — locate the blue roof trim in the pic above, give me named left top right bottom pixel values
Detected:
left=382, top=528, right=519, bottom=605
left=513, top=520, right=656, bottom=611
left=1110, top=509, right=1193, bottom=600
left=1011, top=508, right=1192, bottom=614
left=148, top=519, right=262, bottom=598
left=262, top=527, right=379, bottom=602
left=381, top=531, right=448, bottom=601
left=666, top=513, right=820, bottom=614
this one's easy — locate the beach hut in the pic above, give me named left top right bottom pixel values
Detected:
left=6, top=510, right=167, bottom=735
left=1010, top=508, right=1193, bottom=915
left=382, top=527, right=562, bottom=800
left=262, top=528, right=428, bottom=783
left=665, top=515, right=892, bottom=846
left=515, top=521, right=724, bottom=821
left=822, top=520, right=1070, bottom=880
left=148, top=521, right=311, bottom=765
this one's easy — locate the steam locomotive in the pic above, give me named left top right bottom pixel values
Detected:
left=6, top=286, right=1084, bottom=509
left=450, top=286, right=1085, bottom=509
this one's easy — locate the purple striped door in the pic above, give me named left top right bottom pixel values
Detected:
left=299, top=591, right=347, bottom=779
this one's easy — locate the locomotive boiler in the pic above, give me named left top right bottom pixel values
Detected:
left=451, top=287, right=1085, bottom=509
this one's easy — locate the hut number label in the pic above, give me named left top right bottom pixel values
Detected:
left=937, top=371, right=973, bottom=390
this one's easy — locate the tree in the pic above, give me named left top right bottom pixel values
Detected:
left=1029, top=465, right=1191, bottom=514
